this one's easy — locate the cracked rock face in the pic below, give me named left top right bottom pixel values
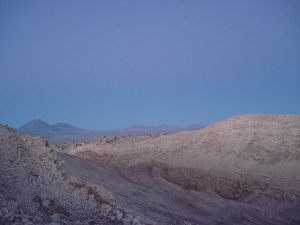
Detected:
left=1, top=115, right=300, bottom=225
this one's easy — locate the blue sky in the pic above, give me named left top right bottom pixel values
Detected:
left=0, top=0, right=299, bottom=130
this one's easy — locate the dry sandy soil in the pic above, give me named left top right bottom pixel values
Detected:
left=1, top=115, right=300, bottom=225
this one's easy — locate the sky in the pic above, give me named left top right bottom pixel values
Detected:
left=0, top=0, right=300, bottom=130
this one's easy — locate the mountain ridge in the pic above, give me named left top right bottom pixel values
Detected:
left=17, top=119, right=204, bottom=144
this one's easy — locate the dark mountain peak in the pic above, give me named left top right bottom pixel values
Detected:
left=19, top=119, right=51, bottom=129
left=18, top=119, right=53, bottom=136
left=17, top=119, right=94, bottom=143
left=53, top=122, right=72, bottom=126
left=17, top=119, right=204, bottom=143
left=31, top=118, right=45, bottom=122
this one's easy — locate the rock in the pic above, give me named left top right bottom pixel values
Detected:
left=42, top=199, right=51, bottom=208
left=99, top=204, right=112, bottom=216
left=115, top=210, right=123, bottom=221
left=45, top=222, right=61, bottom=225
left=50, top=213, right=61, bottom=222
left=132, top=217, right=141, bottom=225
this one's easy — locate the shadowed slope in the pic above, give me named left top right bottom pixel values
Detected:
left=66, top=115, right=300, bottom=225
left=0, top=124, right=148, bottom=225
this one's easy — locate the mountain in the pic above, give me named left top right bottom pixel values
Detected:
left=18, top=119, right=54, bottom=136
left=1, top=115, right=299, bottom=224
left=18, top=119, right=100, bottom=144
left=52, top=123, right=84, bottom=132
left=19, top=119, right=85, bottom=134
left=18, top=119, right=204, bottom=144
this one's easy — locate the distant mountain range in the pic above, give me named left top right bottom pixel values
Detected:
left=18, top=119, right=204, bottom=144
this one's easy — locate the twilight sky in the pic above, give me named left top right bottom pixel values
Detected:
left=0, top=0, right=300, bottom=130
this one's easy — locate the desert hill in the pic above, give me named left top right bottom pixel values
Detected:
left=0, top=124, right=143, bottom=225
left=1, top=115, right=300, bottom=224
left=64, top=114, right=300, bottom=224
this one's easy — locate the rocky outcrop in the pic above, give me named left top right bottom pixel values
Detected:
left=0, top=125, right=148, bottom=225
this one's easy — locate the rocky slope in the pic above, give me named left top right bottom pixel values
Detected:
left=66, top=115, right=300, bottom=224
left=1, top=115, right=300, bottom=225
left=0, top=125, right=146, bottom=225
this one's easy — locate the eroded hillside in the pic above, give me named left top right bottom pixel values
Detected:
left=0, top=125, right=147, bottom=225
left=1, top=115, right=300, bottom=225
left=64, top=115, right=300, bottom=224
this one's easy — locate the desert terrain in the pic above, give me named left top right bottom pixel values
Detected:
left=0, top=115, right=300, bottom=225
left=17, top=119, right=203, bottom=144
